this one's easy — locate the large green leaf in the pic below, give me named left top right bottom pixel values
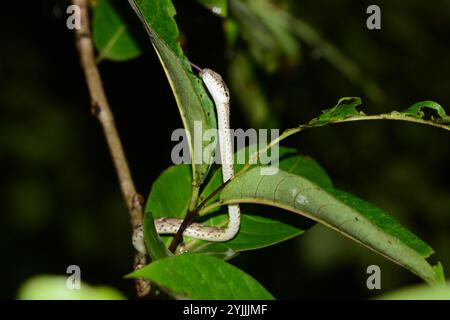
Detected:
left=146, top=165, right=192, bottom=221
left=219, top=167, right=444, bottom=286
left=127, top=253, right=274, bottom=299
left=128, top=0, right=217, bottom=186
left=330, top=189, right=434, bottom=258
left=93, top=0, right=142, bottom=62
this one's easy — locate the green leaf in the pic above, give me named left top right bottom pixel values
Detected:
left=278, top=149, right=333, bottom=189
left=220, top=167, right=443, bottom=286
left=16, top=275, right=126, bottom=300
left=196, top=0, right=228, bottom=17
left=143, top=211, right=172, bottom=260
left=400, top=100, right=450, bottom=124
left=93, top=0, right=142, bottom=62
left=129, top=0, right=179, bottom=55
left=329, top=189, right=434, bottom=258
left=146, top=165, right=192, bottom=221
left=128, top=0, right=217, bottom=186
left=311, top=97, right=364, bottom=125
left=127, top=253, right=274, bottom=299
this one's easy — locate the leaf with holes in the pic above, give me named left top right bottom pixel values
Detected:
left=310, top=97, right=364, bottom=125
left=399, top=100, right=450, bottom=124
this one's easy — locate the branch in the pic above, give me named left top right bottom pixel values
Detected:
left=236, top=112, right=450, bottom=178
left=72, top=0, right=150, bottom=298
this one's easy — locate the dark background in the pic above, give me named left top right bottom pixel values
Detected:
left=0, top=0, right=449, bottom=299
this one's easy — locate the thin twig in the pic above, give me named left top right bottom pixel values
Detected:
left=168, top=209, right=198, bottom=253
left=72, top=0, right=150, bottom=298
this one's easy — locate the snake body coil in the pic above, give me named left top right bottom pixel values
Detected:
left=133, top=69, right=240, bottom=253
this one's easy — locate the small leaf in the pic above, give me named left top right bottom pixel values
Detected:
left=220, top=167, right=443, bottom=286
left=127, top=253, right=274, bottom=299
left=196, top=0, right=228, bottom=17
left=93, top=0, right=142, bottom=61
left=143, top=211, right=172, bottom=260
left=311, top=97, right=364, bottom=125
left=400, top=100, right=450, bottom=124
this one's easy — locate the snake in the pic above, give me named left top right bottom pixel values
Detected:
left=132, top=69, right=241, bottom=254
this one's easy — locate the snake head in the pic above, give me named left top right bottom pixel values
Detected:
left=200, top=68, right=230, bottom=104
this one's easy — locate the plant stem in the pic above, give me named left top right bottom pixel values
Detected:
left=336, top=114, right=450, bottom=131
left=72, top=0, right=149, bottom=298
left=168, top=180, right=230, bottom=251
left=189, top=184, right=200, bottom=211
